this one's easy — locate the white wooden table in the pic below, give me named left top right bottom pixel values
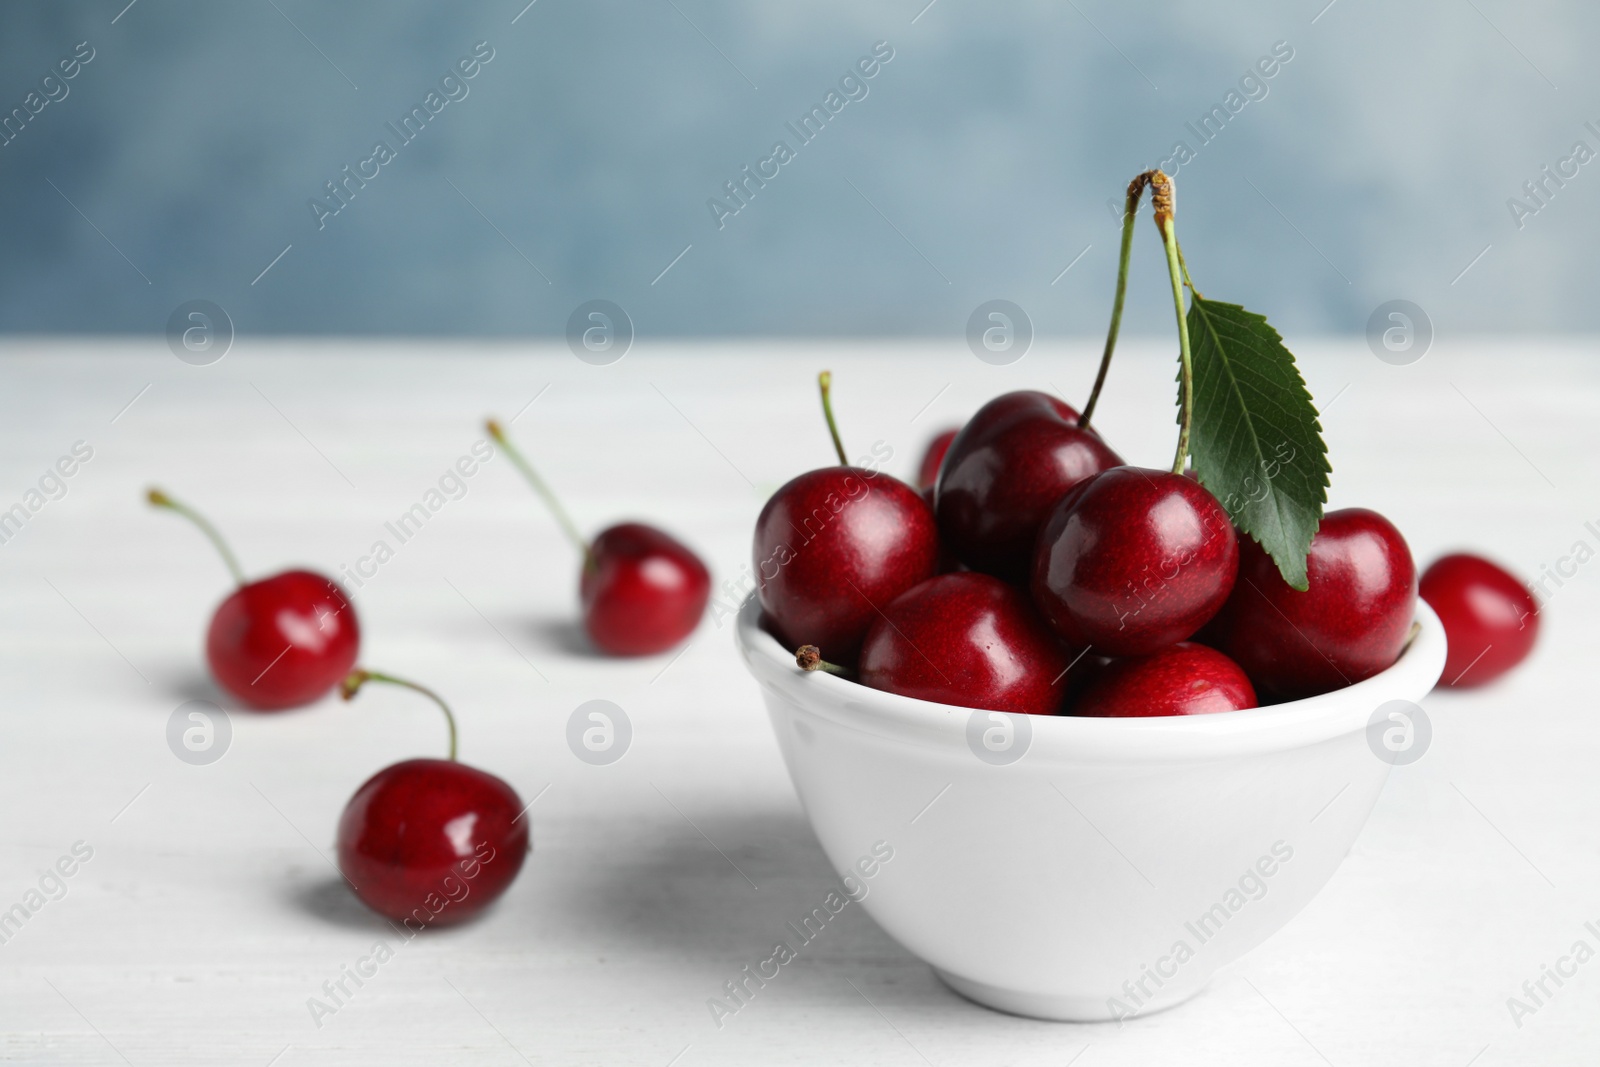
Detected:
left=1, top=337, right=1594, bottom=1065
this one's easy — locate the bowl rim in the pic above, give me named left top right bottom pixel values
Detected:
left=733, top=592, right=1447, bottom=761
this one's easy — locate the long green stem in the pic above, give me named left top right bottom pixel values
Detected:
left=817, top=372, right=849, bottom=465
left=341, top=669, right=458, bottom=762
left=146, top=488, right=246, bottom=587
left=485, top=419, right=594, bottom=570
left=1079, top=174, right=1150, bottom=430
left=1148, top=171, right=1196, bottom=475
left=1177, top=242, right=1200, bottom=295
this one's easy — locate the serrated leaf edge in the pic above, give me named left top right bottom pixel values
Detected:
left=1187, top=295, right=1329, bottom=591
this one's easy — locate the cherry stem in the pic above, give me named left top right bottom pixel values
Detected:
left=341, top=669, right=459, bottom=762
left=795, top=644, right=848, bottom=676
left=484, top=418, right=595, bottom=571
left=817, top=371, right=849, bottom=466
left=1148, top=170, right=1197, bottom=476
left=1080, top=173, right=1152, bottom=430
left=1177, top=243, right=1201, bottom=297
left=146, top=487, right=246, bottom=587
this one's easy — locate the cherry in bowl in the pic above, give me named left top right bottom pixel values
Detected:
left=935, top=391, right=1122, bottom=582
left=1206, top=508, right=1417, bottom=701
left=1031, top=466, right=1237, bottom=656
left=757, top=468, right=938, bottom=663
left=149, top=488, right=359, bottom=710
left=917, top=428, right=959, bottom=490
left=804, top=571, right=1075, bottom=717
left=754, top=373, right=940, bottom=663
left=1072, top=642, right=1256, bottom=718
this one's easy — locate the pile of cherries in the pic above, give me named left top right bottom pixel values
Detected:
left=761, top=377, right=1539, bottom=717
left=145, top=374, right=1540, bottom=932
left=148, top=419, right=710, bottom=929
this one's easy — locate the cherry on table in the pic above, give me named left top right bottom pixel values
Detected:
left=822, top=571, right=1076, bottom=717
left=336, top=670, right=528, bottom=927
left=935, top=391, right=1122, bottom=582
left=1031, top=466, right=1237, bottom=656
left=753, top=373, right=940, bottom=663
left=148, top=488, right=359, bottom=710
left=1206, top=508, right=1417, bottom=701
left=486, top=420, right=710, bottom=656
left=917, top=428, right=959, bottom=490
left=1072, top=642, right=1256, bottom=717
left=1419, top=552, right=1539, bottom=687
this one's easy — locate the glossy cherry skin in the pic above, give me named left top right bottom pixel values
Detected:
left=1207, top=508, right=1417, bottom=701
left=858, top=572, right=1074, bottom=716
left=206, top=569, right=360, bottom=710
left=755, top=467, right=939, bottom=664
left=1073, top=642, right=1256, bottom=717
left=337, top=758, right=529, bottom=927
left=935, top=391, right=1123, bottom=582
left=1031, top=467, right=1238, bottom=656
left=917, top=428, right=959, bottom=490
left=1419, top=553, right=1539, bottom=687
left=579, top=522, right=710, bottom=656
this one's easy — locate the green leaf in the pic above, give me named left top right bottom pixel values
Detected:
left=1186, top=295, right=1329, bottom=590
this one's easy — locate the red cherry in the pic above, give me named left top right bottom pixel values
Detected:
left=1031, top=467, right=1237, bottom=656
left=149, top=488, right=359, bottom=710
left=853, top=572, right=1074, bottom=716
left=338, top=758, right=527, bottom=927
left=581, top=523, right=711, bottom=656
left=208, top=570, right=360, bottom=709
left=753, top=372, right=941, bottom=662
left=1419, top=553, right=1539, bottom=687
left=1073, top=642, right=1256, bottom=717
left=487, top=421, right=709, bottom=656
left=917, top=428, right=959, bottom=490
left=935, top=391, right=1123, bottom=582
left=336, top=672, right=528, bottom=927
left=756, top=467, right=938, bottom=662
left=1207, top=508, right=1417, bottom=701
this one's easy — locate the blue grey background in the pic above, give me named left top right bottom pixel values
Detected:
left=0, top=0, right=1593, bottom=337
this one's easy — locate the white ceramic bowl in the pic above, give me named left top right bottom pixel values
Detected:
left=734, top=594, right=1446, bottom=1021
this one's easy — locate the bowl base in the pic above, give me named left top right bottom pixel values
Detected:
left=933, top=968, right=1207, bottom=1023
